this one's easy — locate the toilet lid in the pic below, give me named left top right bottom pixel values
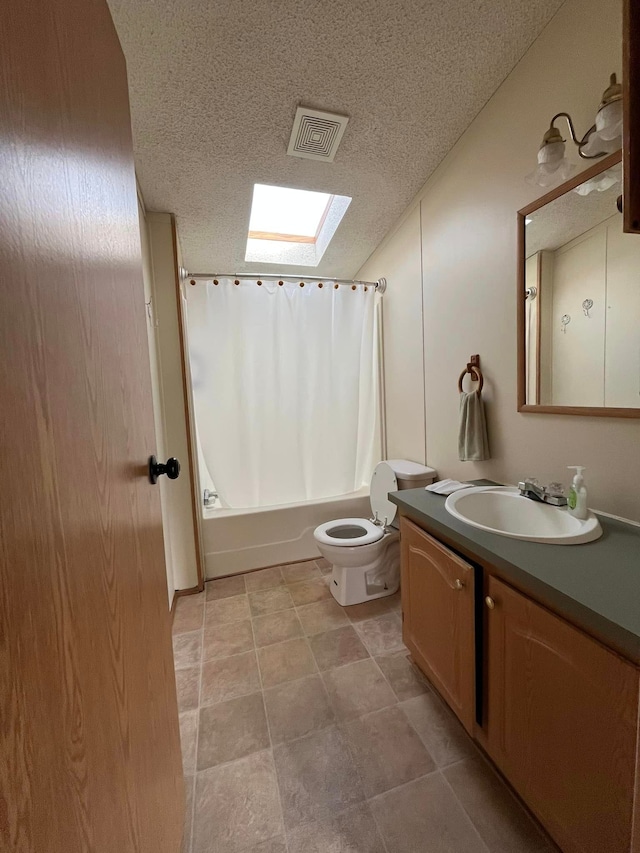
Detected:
left=314, top=517, right=384, bottom=547
left=370, top=462, right=398, bottom=526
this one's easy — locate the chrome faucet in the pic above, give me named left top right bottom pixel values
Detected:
left=518, top=479, right=567, bottom=507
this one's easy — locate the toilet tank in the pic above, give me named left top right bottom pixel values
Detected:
left=386, top=459, right=437, bottom=491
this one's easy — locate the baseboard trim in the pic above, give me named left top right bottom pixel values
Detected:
left=171, top=583, right=205, bottom=620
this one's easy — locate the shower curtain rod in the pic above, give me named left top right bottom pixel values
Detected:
left=183, top=272, right=387, bottom=292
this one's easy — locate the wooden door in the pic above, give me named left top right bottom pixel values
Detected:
left=0, top=2, right=184, bottom=851
left=400, top=519, right=475, bottom=733
left=484, top=575, right=638, bottom=853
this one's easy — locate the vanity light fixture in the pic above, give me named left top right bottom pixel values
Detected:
left=527, top=74, right=622, bottom=188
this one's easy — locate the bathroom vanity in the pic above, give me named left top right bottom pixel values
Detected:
left=390, top=486, right=640, bottom=853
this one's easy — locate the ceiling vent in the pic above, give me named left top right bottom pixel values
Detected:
left=287, top=107, right=349, bottom=163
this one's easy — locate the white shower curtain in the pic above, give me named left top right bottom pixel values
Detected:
left=186, top=277, right=380, bottom=509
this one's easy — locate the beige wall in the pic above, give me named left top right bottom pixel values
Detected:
left=138, top=198, right=175, bottom=605
left=358, top=0, right=640, bottom=521
left=359, top=207, right=426, bottom=464
left=145, top=212, right=200, bottom=590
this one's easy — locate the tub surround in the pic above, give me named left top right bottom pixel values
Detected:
left=202, top=490, right=371, bottom=578
left=390, top=486, right=640, bottom=663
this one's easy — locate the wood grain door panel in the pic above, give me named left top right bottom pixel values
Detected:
left=0, top=1, right=184, bottom=850
left=485, top=575, right=638, bottom=853
left=400, top=518, right=475, bottom=733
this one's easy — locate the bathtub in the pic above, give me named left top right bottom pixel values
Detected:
left=201, top=488, right=371, bottom=578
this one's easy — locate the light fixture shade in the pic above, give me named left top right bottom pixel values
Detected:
left=526, top=139, right=575, bottom=187
left=573, top=167, right=620, bottom=196
left=581, top=100, right=623, bottom=156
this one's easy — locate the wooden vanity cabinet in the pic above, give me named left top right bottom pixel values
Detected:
left=400, top=518, right=475, bottom=733
left=483, top=574, right=639, bottom=853
left=399, top=515, right=640, bottom=853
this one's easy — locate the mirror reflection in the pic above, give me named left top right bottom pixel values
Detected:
left=523, top=159, right=640, bottom=409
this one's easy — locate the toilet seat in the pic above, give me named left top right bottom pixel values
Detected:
left=314, top=517, right=384, bottom=547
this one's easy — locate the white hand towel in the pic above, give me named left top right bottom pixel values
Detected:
left=425, top=479, right=473, bottom=496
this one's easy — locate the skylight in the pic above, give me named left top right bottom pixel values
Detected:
left=245, top=183, right=351, bottom=267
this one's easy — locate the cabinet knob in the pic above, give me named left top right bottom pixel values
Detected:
left=485, top=596, right=496, bottom=610
left=454, top=579, right=464, bottom=591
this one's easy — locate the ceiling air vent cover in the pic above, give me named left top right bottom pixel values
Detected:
left=287, top=107, right=349, bottom=162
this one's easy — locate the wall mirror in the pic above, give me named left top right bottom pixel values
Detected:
left=518, top=151, right=640, bottom=417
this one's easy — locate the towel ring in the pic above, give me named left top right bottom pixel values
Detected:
left=458, top=365, right=484, bottom=393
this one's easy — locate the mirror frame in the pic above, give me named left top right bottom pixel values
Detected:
left=516, top=150, right=640, bottom=418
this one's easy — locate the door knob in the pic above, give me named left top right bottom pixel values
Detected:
left=454, top=579, right=464, bottom=591
left=485, top=596, right=495, bottom=610
left=148, top=455, right=180, bottom=484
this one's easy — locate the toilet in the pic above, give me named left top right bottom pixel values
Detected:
left=314, top=460, right=437, bottom=606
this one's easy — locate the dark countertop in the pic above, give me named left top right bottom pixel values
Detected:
left=390, top=485, right=640, bottom=665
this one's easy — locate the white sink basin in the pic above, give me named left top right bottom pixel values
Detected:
left=445, top=486, right=603, bottom=545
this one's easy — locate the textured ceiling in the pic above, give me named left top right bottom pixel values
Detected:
left=108, top=0, right=564, bottom=278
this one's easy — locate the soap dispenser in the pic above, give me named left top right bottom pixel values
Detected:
left=567, top=466, right=588, bottom=520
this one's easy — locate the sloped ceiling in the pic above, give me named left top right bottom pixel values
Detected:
left=108, top=0, right=564, bottom=278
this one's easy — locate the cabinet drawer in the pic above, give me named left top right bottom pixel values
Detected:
left=400, top=518, right=475, bottom=733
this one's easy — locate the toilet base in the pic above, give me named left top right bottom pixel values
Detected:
left=327, top=541, right=400, bottom=607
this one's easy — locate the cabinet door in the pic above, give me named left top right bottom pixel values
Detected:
left=485, top=575, right=639, bottom=853
left=400, top=518, right=475, bottom=733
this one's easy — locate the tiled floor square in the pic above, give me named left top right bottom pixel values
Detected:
left=205, top=594, right=250, bottom=625
left=257, top=638, right=317, bottom=688
left=281, top=561, right=322, bottom=584
left=400, top=691, right=475, bottom=767
left=308, top=626, right=369, bottom=671
left=245, top=567, right=285, bottom=592
left=296, top=599, right=349, bottom=636
left=179, top=710, right=198, bottom=774
left=176, top=666, right=200, bottom=712
left=253, top=609, right=303, bottom=647
left=173, top=596, right=205, bottom=635
left=285, top=803, right=386, bottom=853
left=206, top=574, right=246, bottom=600
left=249, top=587, right=295, bottom=617
left=173, top=630, right=203, bottom=670
left=197, top=691, right=269, bottom=770
left=193, top=750, right=283, bottom=853
left=264, top=675, right=334, bottom=744
left=343, top=591, right=401, bottom=623
left=443, top=757, right=553, bottom=852
left=369, top=772, right=487, bottom=853
left=200, top=651, right=260, bottom=706
left=322, top=658, right=396, bottom=720
left=341, top=705, right=435, bottom=797
left=374, top=651, right=430, bottom=701
left=273, top=726, right=365, bottom=829
left=288, top=579, right=332, bottom=606
left=203, top=619, right=254, bottom=661
left=353, top=612, right=404, bottom=656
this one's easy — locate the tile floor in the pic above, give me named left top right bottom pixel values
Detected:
left=173, top=559, right=555, bottom=853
